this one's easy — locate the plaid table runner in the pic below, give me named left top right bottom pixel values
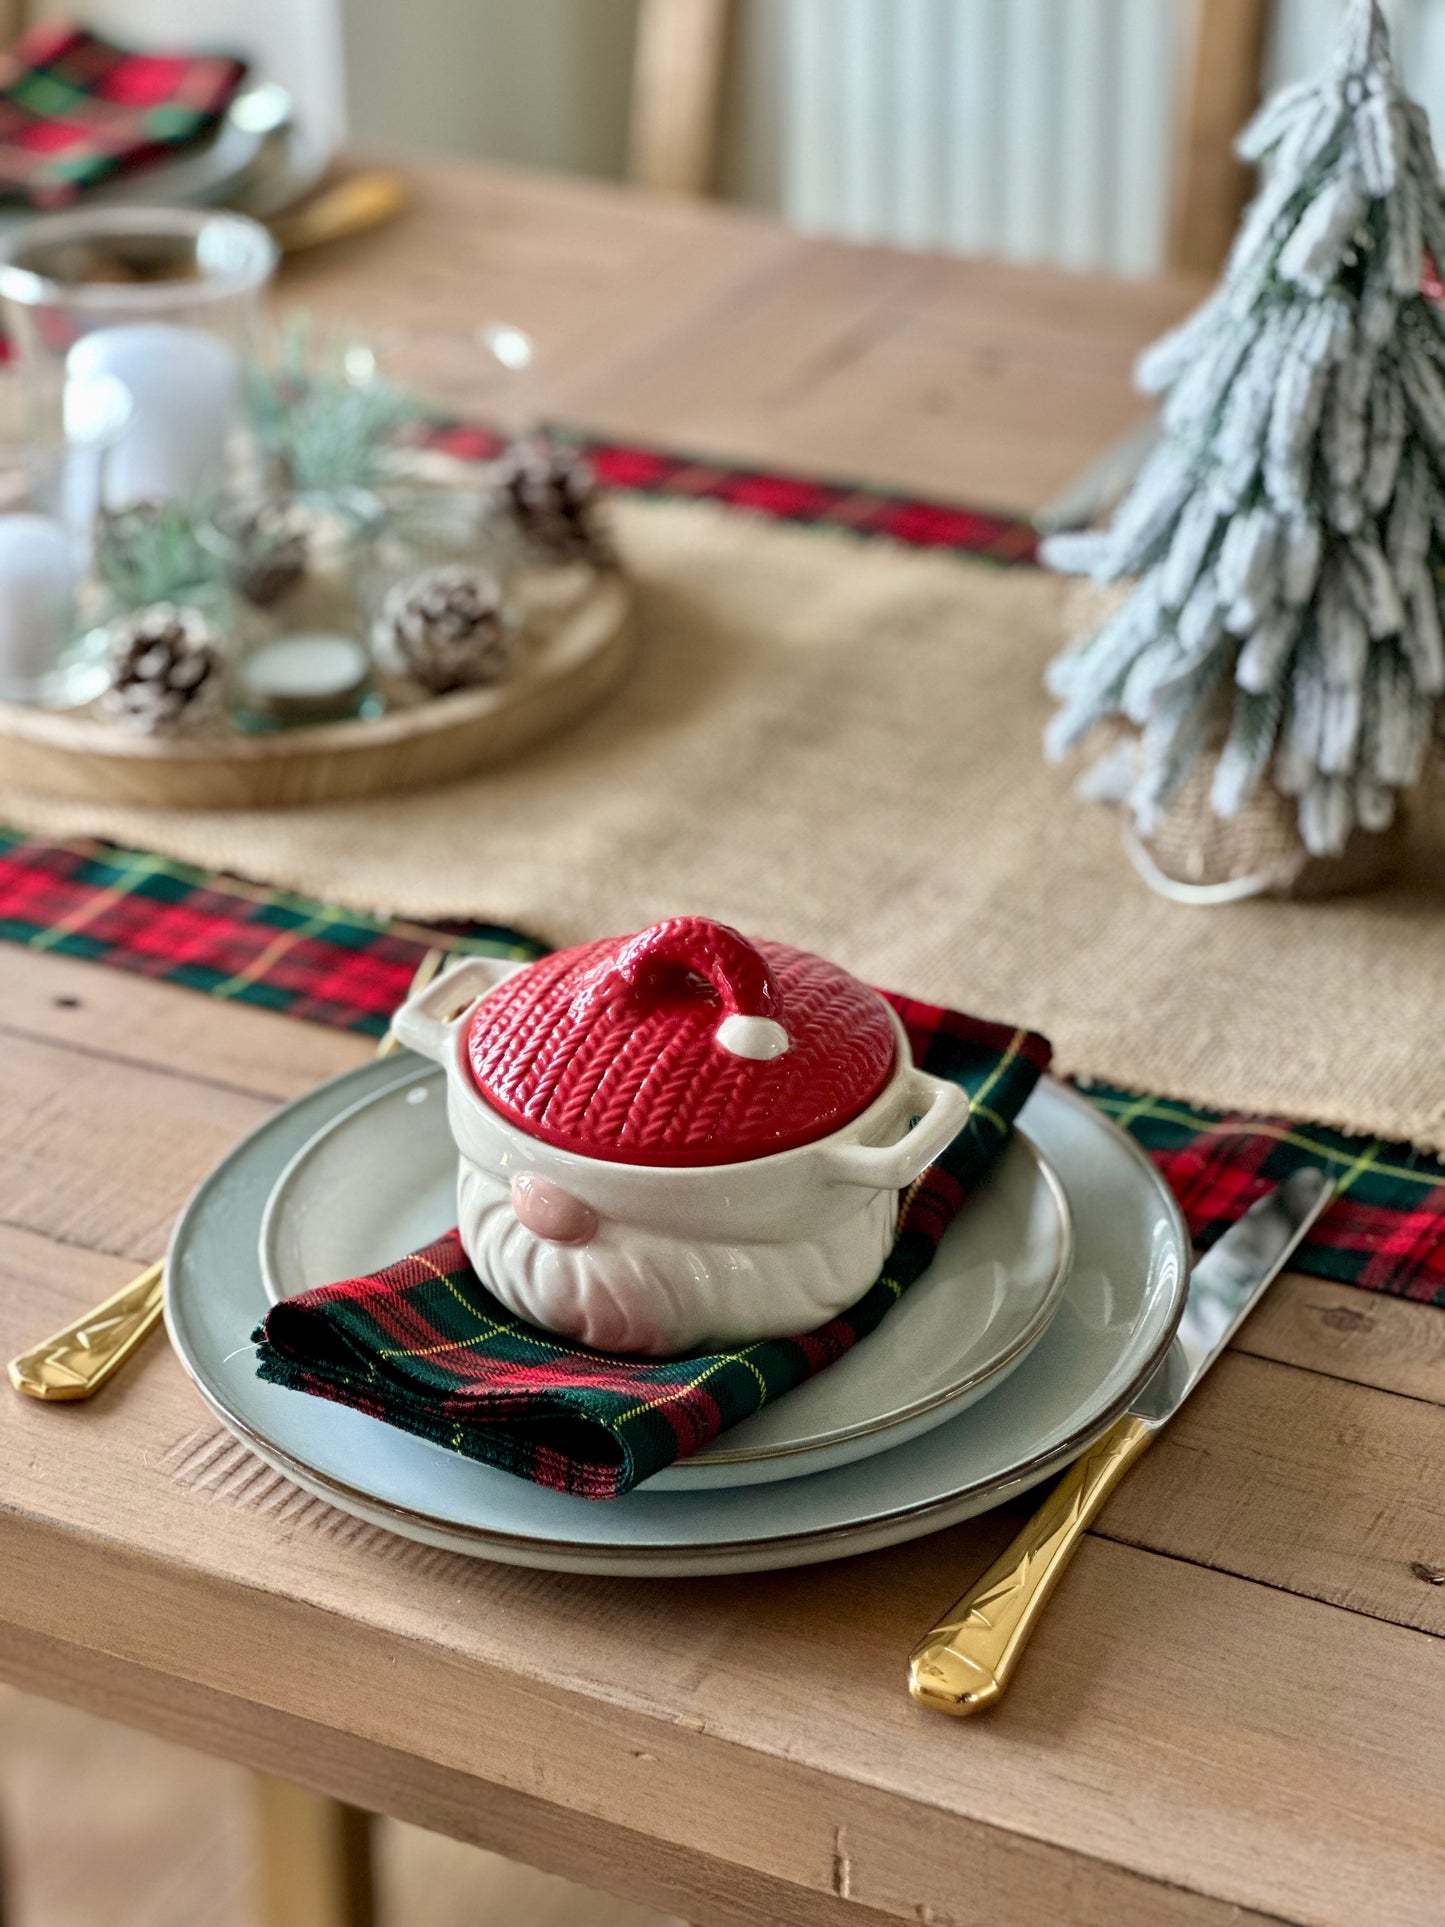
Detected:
left=2, top=830, right=1443, bottom=1307
left=0, top=23, right=246, bottom=208
left=254, top=1003, right=1050, bottom=1498
left=427, top=423, right=1040, bottom=564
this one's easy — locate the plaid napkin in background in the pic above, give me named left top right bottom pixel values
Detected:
left=0, top=22, right=247, bottom=208
left=255, top=997, right=1052, bottom=1499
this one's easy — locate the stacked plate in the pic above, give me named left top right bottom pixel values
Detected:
left=166, top=1053, right=1189, bottom=1577
left=0, top=82, right=328, bottom=239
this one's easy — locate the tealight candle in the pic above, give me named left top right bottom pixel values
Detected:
left=67, top=322, right=240, bottom=508
left=237, top=633, right=372, bottom=725
left=0, top=513, right=76, bottom=702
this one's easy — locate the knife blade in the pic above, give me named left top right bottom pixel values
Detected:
left=1131, top=1165, right=1335, bottom=1425
left=1033, top=411, right=1161, bottom=534
left=908, top=1167, right=1335, bottom=1715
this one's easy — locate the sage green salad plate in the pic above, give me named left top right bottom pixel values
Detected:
left=256, top=1063, right=1076, bottom=1490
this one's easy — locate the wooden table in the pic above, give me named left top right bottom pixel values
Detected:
left=3, top=160, right=1443, bottom=1927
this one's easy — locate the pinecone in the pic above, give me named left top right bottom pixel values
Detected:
left=224, top=501, right=310, bottom=608
left=102, top=604, right=226, bottom=734
left=375, top=564, right=522, bottom=693
left=495, top=434, right=613, bottom=568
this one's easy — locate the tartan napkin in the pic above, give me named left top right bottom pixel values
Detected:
left=255, top=994, right=1051, bottom=1499
left=0, top=23, right=247, bottom=208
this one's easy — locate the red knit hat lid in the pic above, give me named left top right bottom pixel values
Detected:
left=465, top=916, right=897, bottom=1167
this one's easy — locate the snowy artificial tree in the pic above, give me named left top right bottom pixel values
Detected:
left=1043, top=0, right=1445, bottom=862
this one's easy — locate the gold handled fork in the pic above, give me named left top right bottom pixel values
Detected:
left=8, top=947, right=446, bottom=1402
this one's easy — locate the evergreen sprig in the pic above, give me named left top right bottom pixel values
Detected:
left=248, top=316, right=424, bottom=496
left=95, top=501, right=222, bottom=612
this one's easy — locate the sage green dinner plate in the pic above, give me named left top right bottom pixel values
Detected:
left=165, top=1059, right=1188, bottom=1578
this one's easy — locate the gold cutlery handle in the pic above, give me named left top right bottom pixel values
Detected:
left=908, top=1413, right=1154, bottom=1715
left=8, top=1260, right=166, bottom=1401
left=7, top=947, right=445, bottom=1405
left=269, top=171, right=409, bottom=255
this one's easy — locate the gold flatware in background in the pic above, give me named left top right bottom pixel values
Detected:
left=8, top=946, right=446, bottom=1402
left=375, top=944, right=444, bottom=1055
left=268, top=171, right=410, bottom=256
left=908, top=1168, right=1335, bottom=1715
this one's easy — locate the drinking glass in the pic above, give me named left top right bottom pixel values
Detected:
left=0, top=206, right=277, bottom=512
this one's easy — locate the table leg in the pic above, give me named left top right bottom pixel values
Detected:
left=252, top=1775, right=376, bottom=1927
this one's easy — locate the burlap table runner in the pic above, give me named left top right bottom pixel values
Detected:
left=4, top=496, right=1443, bottom=1150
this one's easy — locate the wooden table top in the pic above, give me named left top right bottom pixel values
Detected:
left=3, top=160, right=1443, bottom=1927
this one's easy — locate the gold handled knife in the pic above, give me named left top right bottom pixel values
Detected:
left=8, top=948, right=446, bottom=1402
left=909, top=1166, right=1335, bottom=1715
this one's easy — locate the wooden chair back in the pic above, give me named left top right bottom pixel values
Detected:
left=1167, top=0, right=1271, bottom=276
left=627, top=0, right=733, bottom=194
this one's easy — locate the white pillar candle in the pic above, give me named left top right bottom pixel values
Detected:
left=58, top=372, right=135, bottom=563
left=0, top=513, right=76, bottom=702
left=67, top=323, right=240, bottom=508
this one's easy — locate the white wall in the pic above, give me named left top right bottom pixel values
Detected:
left=341, top=0, right=636, bottom=177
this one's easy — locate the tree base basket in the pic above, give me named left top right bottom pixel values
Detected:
left=1124, top=752, right=1409, bottom=905
left=1060, top=582, right=1418, bottom=903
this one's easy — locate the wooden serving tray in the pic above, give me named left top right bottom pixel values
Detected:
left=0, top=573, right=633, bottom=810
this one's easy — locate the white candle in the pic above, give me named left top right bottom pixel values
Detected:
left=0, top=513, right=76, bottom=702
left=238, top=633, right=371, bottom=723
left=58, top=372, right=134, bottom=563
left=67, top=322, right=240, bottom=508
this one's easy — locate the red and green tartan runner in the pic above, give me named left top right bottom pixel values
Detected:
left=2, top=829, right=1443, bottom=1309
left=426, top=423, right=1040, bottom=564
left=0, top=23, right=247, bottom=208
left=254, top=1004, right=1050, bottom=1499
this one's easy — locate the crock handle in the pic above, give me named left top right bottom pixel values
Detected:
left=607, top=917, right=779, bottom=1015
left=816, top=1069, right=970, bottom=1190
left=390, top=956, right=528, bottom=1063
left=594, top=917, right=791, bottom=1060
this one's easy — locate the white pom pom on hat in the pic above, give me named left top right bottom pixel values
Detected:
left=714, top=1013, right=790, bottom=1060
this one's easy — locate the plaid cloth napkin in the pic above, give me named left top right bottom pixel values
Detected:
left=255, top=994, right=1051, bottom=1499
left=0, top=23, right=247, bottom=208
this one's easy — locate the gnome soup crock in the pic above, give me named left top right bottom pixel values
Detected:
left=392, top=916, right=970, bottom=1355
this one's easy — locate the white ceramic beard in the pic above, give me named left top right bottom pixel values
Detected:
left=457, top=1162, right=896, bottom=1356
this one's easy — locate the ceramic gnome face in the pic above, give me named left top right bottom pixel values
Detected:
left=393, top=917, right=971, bottom=1355
left=456, top=1160, right=896, bottom=1355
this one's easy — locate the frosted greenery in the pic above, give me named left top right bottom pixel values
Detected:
left=1042, top=0, right=1445, bottom=856
left=247, top=316, right=423, bottom=497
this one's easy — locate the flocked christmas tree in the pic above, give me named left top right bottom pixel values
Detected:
left=1043, top=0, right=1445, bottom=858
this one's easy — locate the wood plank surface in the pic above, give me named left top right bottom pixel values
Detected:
left=0, top=1686, right=674, bottom=1927
left=2, top=159, right=1442, bottom=1927
left=1, top=991, right=1444, bottom=1923
left=0, top=941, right=367, bottom=1103
left=276, top=154, right=1202, bottom=513
left=558, top=239, right=1202, bottom=506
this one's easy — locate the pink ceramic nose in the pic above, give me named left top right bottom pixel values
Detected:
left=510, top=1173, right=599, bottom=1246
